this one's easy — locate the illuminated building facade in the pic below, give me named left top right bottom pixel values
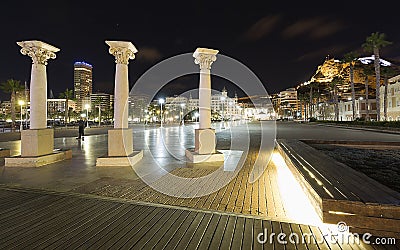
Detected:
left=74, top=61, right=93, bottom=112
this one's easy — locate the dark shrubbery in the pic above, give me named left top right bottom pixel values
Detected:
left=317, top=120, right=400, bottom=128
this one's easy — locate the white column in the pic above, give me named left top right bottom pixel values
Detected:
left=193, top=48, right=218, bottom=129
left=106, top=41, right=137, bottom=129
left=17, top=41, right=59, bottom=129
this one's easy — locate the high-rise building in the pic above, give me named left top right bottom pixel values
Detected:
left=74, top=61, right=93, bottom=112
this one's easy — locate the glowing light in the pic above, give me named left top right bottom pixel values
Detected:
left=74, top=61, right=93, bottom=67
left=358, top=55, right=391, bottom=66
left=272, top=151, right=321, bottom=225
left=158, top=98, right=165, bottom=104
left=328, top=211, right=355, bottom=216
left=18, top=100, right=25, bottom=106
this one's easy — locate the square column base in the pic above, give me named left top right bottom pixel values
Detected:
left=96, top=150, right=143, bottom=167
left=21, top=128, right=54, bottom=156
left=5, top=149, right=72, bottom=167
left=108, top=128, right=133, bottom=157
left=195, top=128, right=216, bottom=154
left=185, top=148, right=224, bottom=163
left=0, top=148, right=11, bottom=158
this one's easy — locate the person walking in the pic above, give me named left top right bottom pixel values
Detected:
left=77, top=118, right=85, bottom=140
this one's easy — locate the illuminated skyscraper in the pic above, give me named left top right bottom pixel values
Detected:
left=74, top=61, right=93, bottom=112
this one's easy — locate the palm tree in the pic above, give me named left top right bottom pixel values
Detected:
left=343, top=51, right=359, bottom=121
left=362, top=32, right=392, bottom=121
left=59, top=88, right=74, bottom=127
left=360, top=65, right=375, bottom=121
left=381, top=66, right=396, bottom=121
left=0, top=79, right=24, bottom=131
left=330, top=76, right=342, bottom=121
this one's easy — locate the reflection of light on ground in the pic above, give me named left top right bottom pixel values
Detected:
left=272, top=151, right=321, bottom=225
left=273, top=152, right=373, bottom=247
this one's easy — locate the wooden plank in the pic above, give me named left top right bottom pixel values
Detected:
left=268, top=164, right=286, bottom=218
left=3, top=199, right=117, bottom=249
left=35, top=201, right=122, bottom=249
left=0, top=196, right=74, bottom=238
left=185, top=212, right=214, bottom=249
left=242, top=218, right=254, bottom=250
left=323, top=199, right=400, bottom=219
left=152, top=210, right=196, bottom=250
left=282, top=140, right=400, bottom=204
left=89, top=205, right=158, bottom=249
left=252, top=218, right=264, bottom=250
left=280, top=222, right=297, bottom=250
left=105, top=206, right=168, bottom=249
left=219, top=216, right=237, bottom=249
left=73, top=204, right=142, bottom=249
left=323, top=211, right=400, bottom=234
left=277, top=142, right=340, bottom=199
left=138, top=208, right=185, bottom=249
left=289, top=223, right=309, bottom=250
left=4, top=197, right=102, bottom=248
left=118, top=207, right=176, bottom=248
left=196, top=213, right=222, bottom=249
left=164, top=212, right=205, bottom=249
left=231, top=216, right=245, bottom=249
left=0, top=195, right=63, bottom=223
left=56, top=203, right=134, bottom=249
left=208, top=215, right=229, bottom=249
left=264, top=166, right=276, bottom=217
left=298, top=224, right=328, bottom=250
left=309, top=225, right=342, bottom=250
left=271, top=220, right=285, bottom=250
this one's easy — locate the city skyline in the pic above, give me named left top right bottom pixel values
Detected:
left=1, top=1, right=400, bottom=101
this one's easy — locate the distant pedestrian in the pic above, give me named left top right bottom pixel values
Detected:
left=77, top=118, right=85, bottom=140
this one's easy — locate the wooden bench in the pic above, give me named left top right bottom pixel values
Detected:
left=276, top=139, right=400, bottom=238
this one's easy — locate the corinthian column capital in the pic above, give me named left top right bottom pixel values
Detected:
left=106, top=41, right=138, bottom=64
left=17, top=40, right=60, bottom=65
left=193, top=48, right=219, bottom=70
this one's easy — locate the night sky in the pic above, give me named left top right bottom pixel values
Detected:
left=1, top=0, right=399, bottom=100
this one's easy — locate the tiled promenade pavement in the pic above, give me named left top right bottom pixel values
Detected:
left=0, top=122, right=399, bottom=249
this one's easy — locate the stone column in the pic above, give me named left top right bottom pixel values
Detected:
left=17, top=40, right=59, bottom=156
left=105, top=41, right=137, bottom=156
left=193, top=48, right=219, bottom=155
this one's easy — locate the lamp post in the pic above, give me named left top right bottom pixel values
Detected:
left=84, top=104, right=90, bottom=128
left=194, top=112, right=199, bottom=122
left=18, top=100, right=25, bottom=131
left=158, top=98, right=165, bottom=127
left=98, top=105, right=101, bottom=126
left=180, top=103, right=185, bottom=126
left=221, top=96, right=225, bottom=128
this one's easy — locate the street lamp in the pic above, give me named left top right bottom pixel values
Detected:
left=221, top=96, right=226, bottom=129
left=97, top=105, right=101, bottom=126
left=84, top=104, right=90, bottom=128
left=18, top=100, right=25, bottom=131
left=158, top=98, right=165, bottom=127
left=180, top=103, right=185, bottom=126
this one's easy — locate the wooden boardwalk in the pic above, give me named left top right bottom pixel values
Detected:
left=72, top=150, right=290, bottom=222
left=0, top=186, right=393, bottom=250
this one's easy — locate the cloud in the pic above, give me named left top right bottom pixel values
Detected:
left=243, top=15, right=282, bottom=42
left=295, top=45, right=348, bottom=62
left=282, top=17, right=344, bottom=40
left=136, top=47, right=163, bottom=63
